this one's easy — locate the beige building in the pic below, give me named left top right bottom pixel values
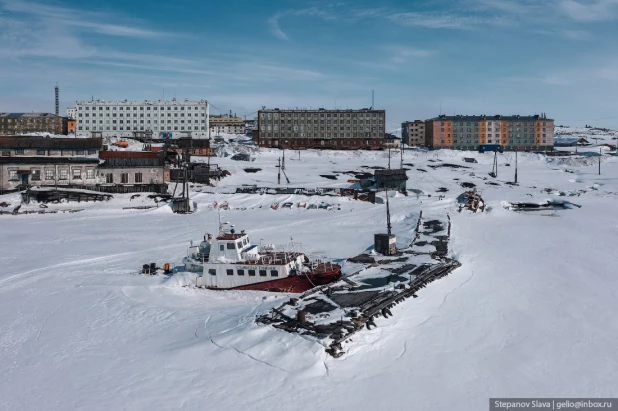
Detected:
left=257, top=108, right=387, bottom=150
left=401, top=120, right=426, bottom=146
left=209, top=116, right=245, bottom=135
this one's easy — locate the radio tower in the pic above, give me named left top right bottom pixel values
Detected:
left=54, top=83, right=59, bottom=116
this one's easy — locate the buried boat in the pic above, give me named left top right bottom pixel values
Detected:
left=181, top=223, right=341, bottom=293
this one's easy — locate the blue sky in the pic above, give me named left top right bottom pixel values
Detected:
left=1, top=0, right=618, bottom=130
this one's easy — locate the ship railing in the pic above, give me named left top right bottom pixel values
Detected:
left=189, top=250, right=209, bottom=263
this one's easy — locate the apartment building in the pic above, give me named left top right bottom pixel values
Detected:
left=425, top=114, right=554, bottom=150
left=256, top=108, right=387, bottom=150
left=75, top=99, right=209, bottom=139
left=209, top=116, right=245, bottom=135
left=401, top=120, right=426, bottom=146
left=66, top=108, right=77, bottom=120
left=0, top=113, right=68, bottom=135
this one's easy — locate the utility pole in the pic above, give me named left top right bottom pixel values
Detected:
left=277, top=158, right=281, bottom=185
left=400, top=143, right=403, bottom=169
left=388, top=146, right=391, bottom=169
left=282, top=145, right=285, bottom=170
left=599, top=148, right=601, bottom=175
left=514, top=150, right=518, bottom=184
left=385, top=187, right=392, bottom=236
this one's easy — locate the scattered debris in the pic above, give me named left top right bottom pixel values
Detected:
left=463, top=157, right=478, bottom=163
left=504, top=200, right=581, bottom=211
left=458, top=190, right=485, bottom=213
left=460, top=182, right=476, bottom=189
left=320, top=175, right=338, bottom=180
left=428, top=163, right=471, bottom=169
left=244, top=168, right=262, bottom=173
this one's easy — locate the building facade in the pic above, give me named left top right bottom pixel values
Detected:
left=1, top=113, right=68, bottom=135
left=97, top=151, right=166, bottom=186
left=425, top=114, right=554, bottom=150
left=75, top=99, right=209, bottom=139
left=209, top=116, right=245, bottom=135
left=256, top=108, right=387, bottom=150
left=0, top=157, right=99, bottom=192
left=66, top=108, right=77, bottom=120
left=401, top=120, right=426, bottom=146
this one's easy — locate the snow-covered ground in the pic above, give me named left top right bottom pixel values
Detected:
left=1, top=128, right=618, bottom=410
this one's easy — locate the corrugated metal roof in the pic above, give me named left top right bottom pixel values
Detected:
left=428, top=115, right=554, bottom=121
left=0, top=113, right=62, bottom=119
left=0, top=157, right=100, bottom=165
left=0, top=137, right=103, bottom=149
left=99, top=151, right=158, bottom=159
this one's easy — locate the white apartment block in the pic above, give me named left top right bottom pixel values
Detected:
left=75, top=99, right=209, bottom=139
left=66, top=108, right=77, bottom=120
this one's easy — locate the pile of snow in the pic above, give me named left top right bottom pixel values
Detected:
left=2, top=127, right=618, bottom=410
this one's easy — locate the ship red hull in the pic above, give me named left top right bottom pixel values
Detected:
left=220, top=269, right=341, bottom=293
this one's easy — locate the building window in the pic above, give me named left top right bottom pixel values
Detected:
left=226, top=269, right=233, bottom=276
left=59, top=169, right=69, bottom=180
left=86, top=168, right=95, bottom=179
left=237, top=269, right=245, bottom=276
left=105, top=173, right=113, bottom=183
left=121, top=173, right=129, bottom=184
left=14, top=149, right=25, bottom=155
left=45, top=169, right=54, bottom=180
left=226, top=243, right=235, bottom=250
left=8, top=170, right=18, bottom=181
left=36, top=149, right=46, bottom=155
left=259, top=270, right=267, bottom=277
left=72, top=168, right=81, bottom=179
left=135, top=172, right=142, bottom=183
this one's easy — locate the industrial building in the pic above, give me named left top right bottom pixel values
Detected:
left=256, top=108, right=387, bottom=150
left=75, top=99, right=209, bottom=139
left=425, top=114, right=554, bottom=151
left=401, top=120, right=426, bottom=147
left=0, top=113, right=68, bottom=135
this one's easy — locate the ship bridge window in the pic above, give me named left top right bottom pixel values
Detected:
left=270, top=270, right=278, bottom=277
left=226, top=269, right=233, bottom=276
left=226, top=243, right=235, bottom=250
left=208, top=269, right=216, bottom=275
left=237, top=269, right=245, bottom=276
left=259, top=270, right=267, bottom=277
left=248, top=269, right=256, bottom=276
left=219, top=244, right=224, bottom=251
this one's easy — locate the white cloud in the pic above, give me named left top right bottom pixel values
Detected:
left=267, top=7, right=337, bottom=41
left=388, top=12, right=505, bottom=29
left=558, top=0, right=618, bottom=21
left=268, top=13, right=289, bottom=41
left=2, top=0, right=171, bottom=38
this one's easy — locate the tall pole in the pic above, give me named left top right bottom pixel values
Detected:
left=599, top=148, right=601, bottom=175
left=386, top=187, right=392, bottom=236
left=277, top=158, right=281, bottom=185
left=514, top=150, right=518, bottom=184
left=282, top=145, right=285, bottom=170
left=388, top=146, right=391, bottom=169
left=400, top=143, right=403, bottom=168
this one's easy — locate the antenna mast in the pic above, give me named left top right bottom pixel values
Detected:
left=54, top=83, right=59, bottom=116
left=371, top=90, right=374, bottom=109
